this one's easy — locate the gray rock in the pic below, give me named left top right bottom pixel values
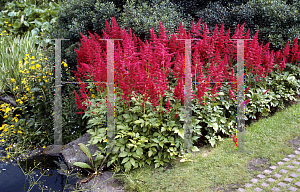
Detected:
left=0, top=91, right=17, bottom=107
left=15, top=132, right=125, bottom=192
left=76, top=171, right=125, bottom=192
left=60, top=133, right=102, bottom=170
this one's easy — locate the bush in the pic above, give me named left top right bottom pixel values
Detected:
left=46, top=0, right=121, bottom=78
left=118, top=0, right=194, bottom=42
left=195, top=0, right=300, bottom=52
left=246, top=0, right=300, bottom=51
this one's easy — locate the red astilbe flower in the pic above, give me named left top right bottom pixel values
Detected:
left=165, top=98, right=171, bottom=113
left=289, top=37, right=300, bottom=64
left=245, top=84, right=251, bottom=94
left=230, top=134, right=237, bottom=146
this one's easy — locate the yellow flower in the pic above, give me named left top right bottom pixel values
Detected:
left=38, top=79, right=41, bottom=82
left=20, top=101, right=23, bottom=104
left=17, top=130, right=22, bottom=134
left=39, top=53, right=43, bottom=56
left=3, top=115, right=7, bottom=118
left=26, top=88, right=30, bottom=91
left=42, top=146, right=46, bottom=148
left=4, top=22, right=8, bottom=24
left=49, top=73, right=51, bottom=75
left=11, top=78, right=15, bottom=83
left=6, top=154, right=9, bottom=159
left=91, top=94, right=95, bottom=98
left=31, top=56, right=35, bottom=60
left=15, top=118, right=18, bottom=122
left=26, top=70, right=29, bottom=74
left=44, top=57, right=47, bottom=60
left=36, top=64, right=40, bottom=68
left=5, top=148, right=7, bottom=151
left=64, top=63, right=67, bottom=67
left=5, top=107, right=10, bottom=113
left=8, top=24, right=11, bottom=26
left=12, top=131, right=16, bottom=133
left=45, top=80, right=48, bottom=83
left=11, top=125, right=14, bottom=127
left=1, top=139, right=5, bottom=142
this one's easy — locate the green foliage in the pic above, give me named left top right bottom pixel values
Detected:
left=46, top=0, right=121, bottom=77
left=246, top=0, right=300, bottom=51
left=119, top=0, right=194, bottom=42
left=73, top=143, right=108, bottom=175
left=0, top=0, right=63, bottom=49
left=0, top=30, right=44, bottom=95
left=195, top=0, right=300, bottom=52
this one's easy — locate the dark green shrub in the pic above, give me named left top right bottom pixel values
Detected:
left=195, top=0, right=300, bottom=52
left=118, top=0, right=194, bottom=42
left=246, top=0, right=300, bottom=51
left=46, top=0, right=121, bottom=78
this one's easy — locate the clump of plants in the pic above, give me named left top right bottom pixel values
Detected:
left=69, top=17, right=300, bottom=174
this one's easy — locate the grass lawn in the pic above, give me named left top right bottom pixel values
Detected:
left=111, top=99, right=300, bottom=192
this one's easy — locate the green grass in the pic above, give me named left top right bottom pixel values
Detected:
left=111, top=101, right=300, bottom=192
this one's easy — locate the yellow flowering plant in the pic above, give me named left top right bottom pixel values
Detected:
left=0, top=52, right=55, bottom=160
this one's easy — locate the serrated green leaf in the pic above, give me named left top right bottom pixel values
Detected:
left=73, top=162, right=92, bottom=170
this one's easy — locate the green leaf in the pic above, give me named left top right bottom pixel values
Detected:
left=122, top=157, right=129, bottom=164
left=130, top=158, right=135, bottom=167
left=136, top=147, right=143, bottom=156
left=209, top=123, right=218, bottom=132
left=79, top=143, right=92, bottom=161
left=119, top=151, right=127, bottom=157
left=146, top=159, right=152, bottom=165
left=191, top=146, right=199, bottom=152
left=124, top=161, right=132, bottom=171
left=220, top=117, right=227, bottom=124
left=94, top=154, right=104, bottom=162
left=174, top=128, right=184, bottom=138
left=73, top=162, right=92, bottom=170
left=148, top=150, right=153, bottom=157
left=123, top=114, right=130, bottom=119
